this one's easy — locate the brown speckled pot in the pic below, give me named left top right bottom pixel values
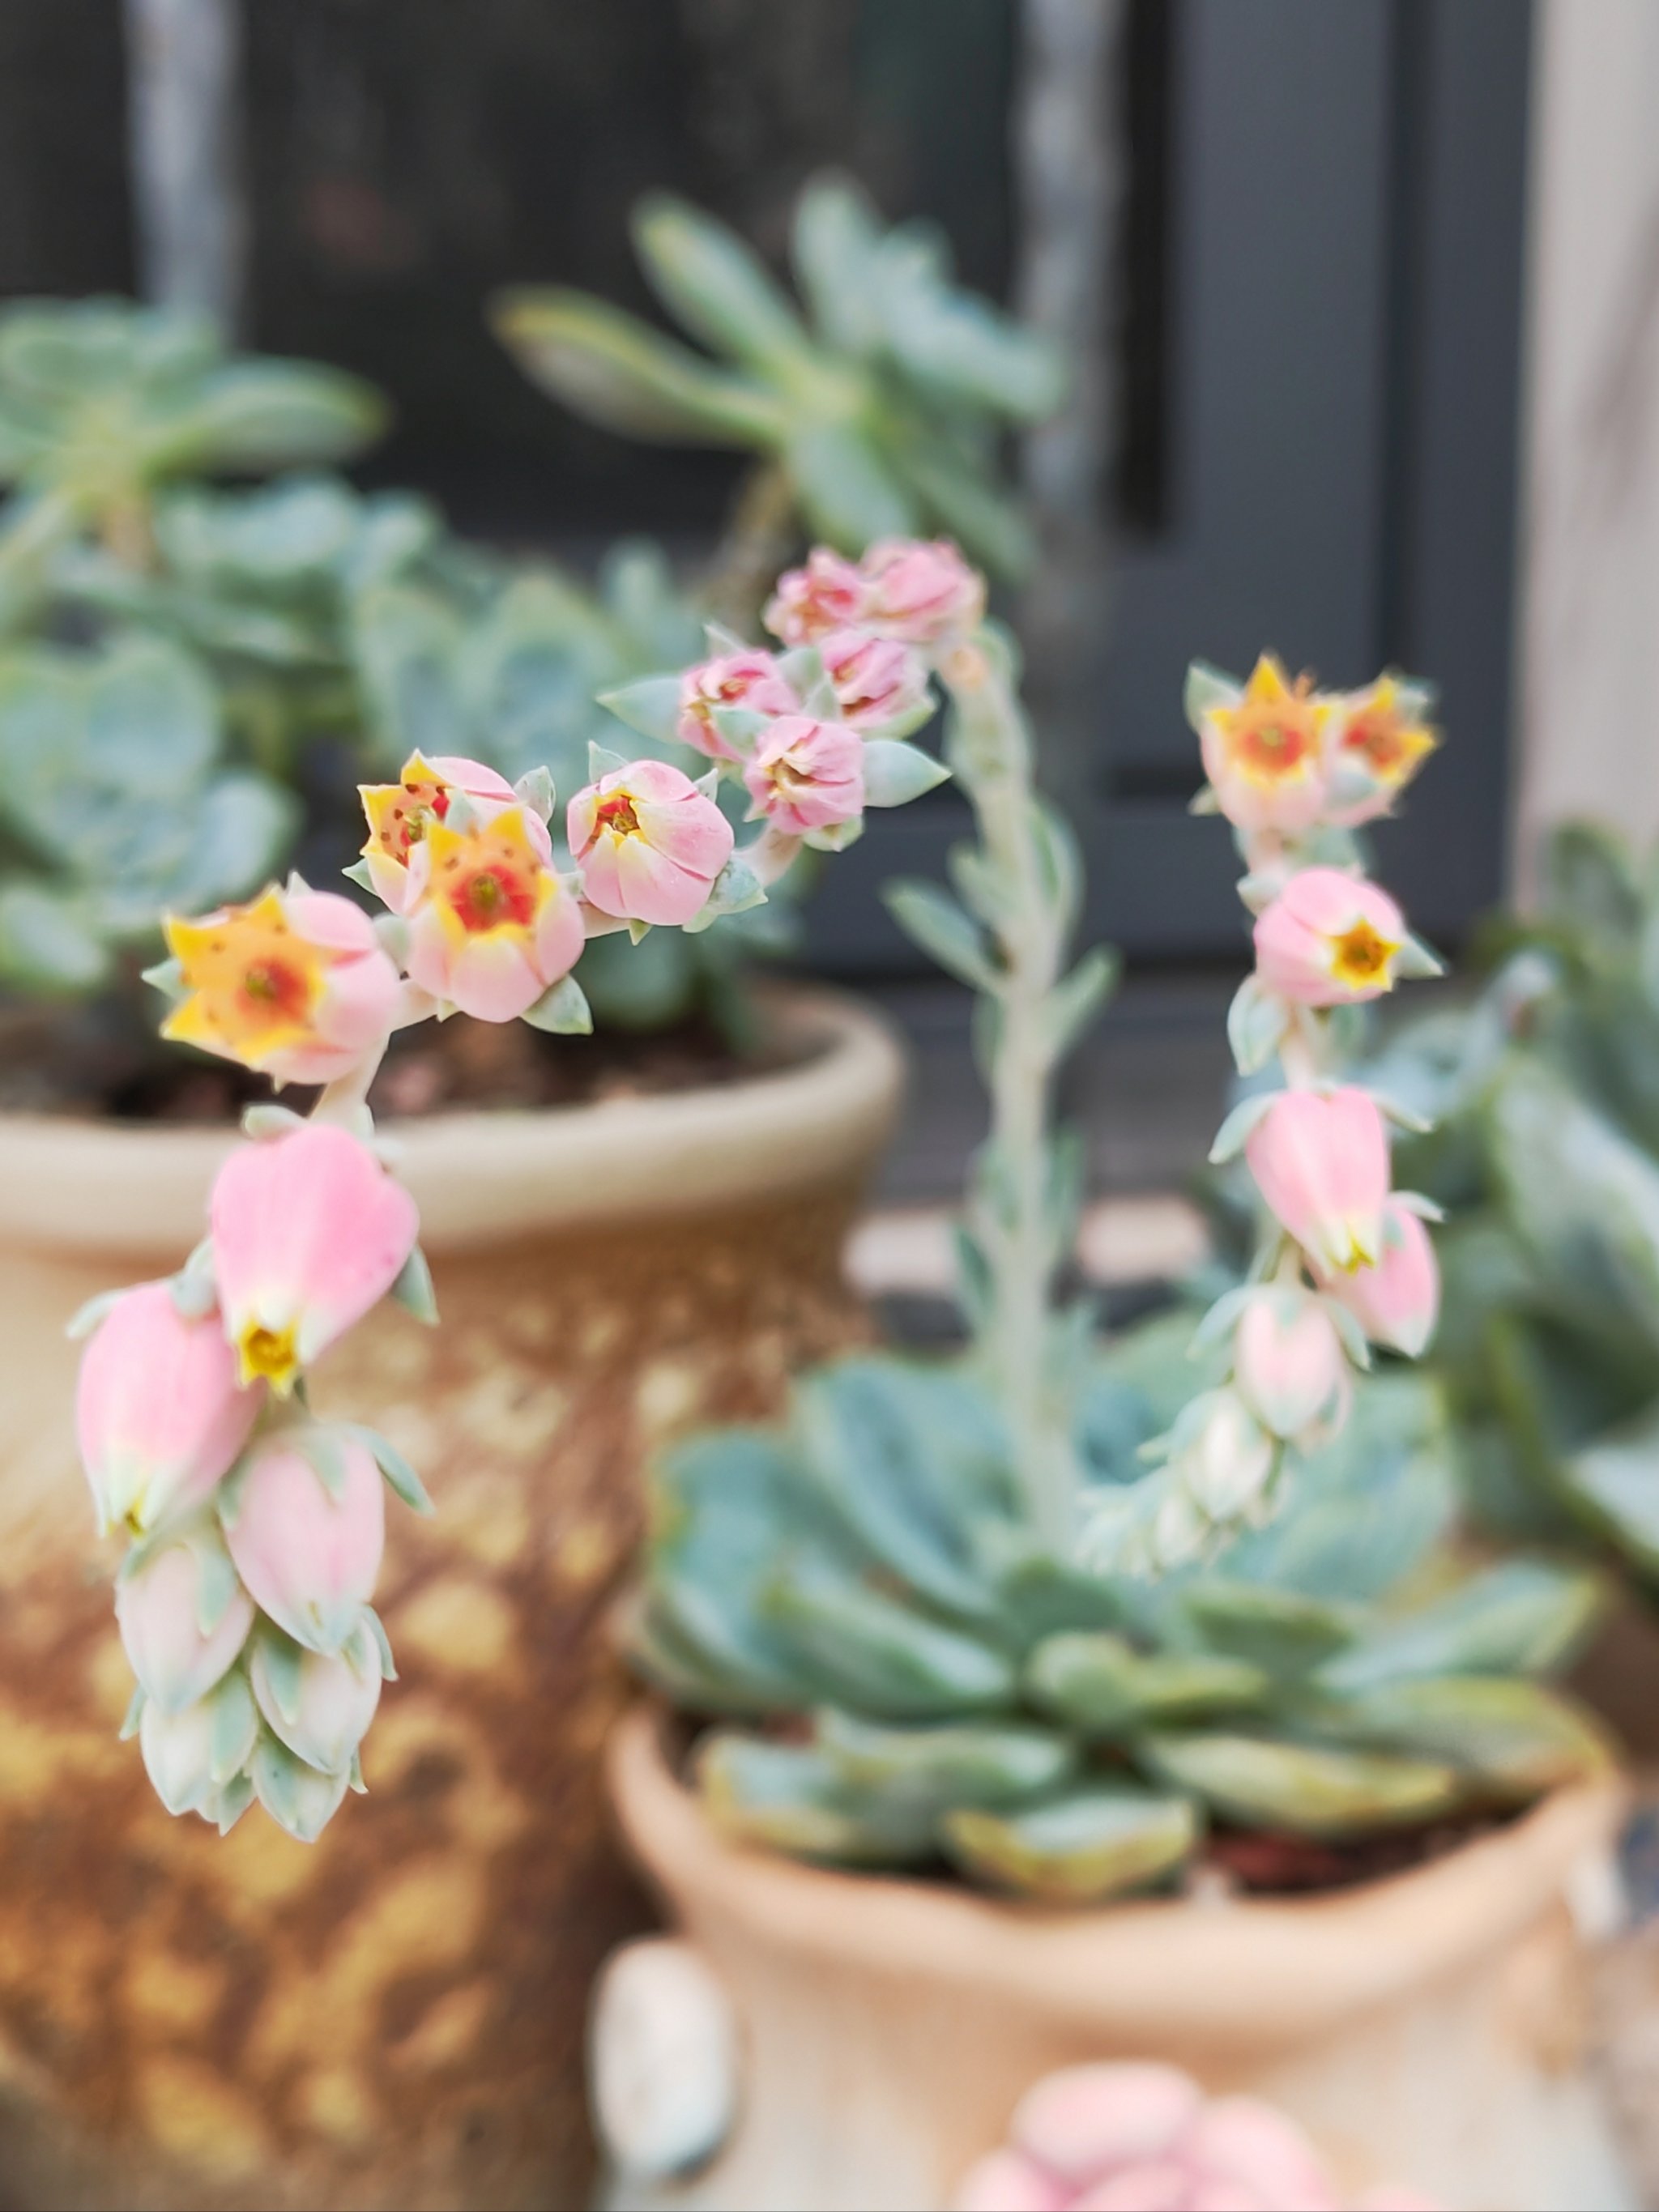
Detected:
left=0, top=987, right=902, bottom=2212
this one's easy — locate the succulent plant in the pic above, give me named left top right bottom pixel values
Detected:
left=0, top=633, right=295, bottom=995
left=632, top=1345, right=1606, bottom=1900
left=1366, top=820, right=1659, bottom=1587
left=493, top=173, right=1063, bottom=586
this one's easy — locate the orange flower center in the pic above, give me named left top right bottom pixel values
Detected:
left=1226, top=702, right=1317, bottom=784
left=238, top=954, right=313, bottom=1028
left=446, top=863, right=537, bottom=935
left=594, top=791, right=641, bottom=839
left=1343, top=712, right=1412, bottom=777
left=1330, top=918, right=1396, bottom=988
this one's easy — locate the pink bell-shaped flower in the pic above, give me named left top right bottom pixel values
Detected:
left=763, top=548, right=868, bottom=644
left=117, top=1525, right=255, bottom=1715
left=1198, top=657, right=1334, bottom=836
left=222, top=1427, right=385, bottom=1656
left=76, top=1281, right=262, bottom=1535
left=817, top=629, right=931, bottom=734
left=210, top=1122, right=419, bottom=1394
left=742, top=716, right=864, bottom=835
left=568, top=759, right=735, bottom=927
left=1253, top=868, right=1407, bottom=1007
left=1232, top=1285, right=1352, bottom=1444
left=249, top=1617, right=382, bottom=1775
left=1245, top=1088, right=1390, bottom=1276
left=859, top=539, right=985, bottom=644
left=402, top=803, right=585, bottom=1022
left=1328, top=1197, right=1440, bottom=1356
left=677, top=649, right=800, bottom=762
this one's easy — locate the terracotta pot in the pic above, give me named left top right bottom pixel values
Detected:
left=0, top=986, right=902, bottom=2212
left=602, top=1707, right=1638, bottom=2212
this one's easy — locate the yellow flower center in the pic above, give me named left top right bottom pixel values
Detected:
left=1329, top=918, right=1398, bottom=989
left=594, top=791, right=642, bottom=839
left=238, top=1321, right=300, bottom=1392
left=426, top=807, right=551, bottom=944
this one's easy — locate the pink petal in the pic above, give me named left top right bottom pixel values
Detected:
left=951, top=2150, right=1067, bottom=2212
left=533, top=883, right=586, bottom=982
left=284, top=889, right=383, bottom=957
left=224, top=1433, right=385, bottom=1654
left=633, top=792, right=735, bottom=881
left=446, top=931, right=544, bottom=1022
left=1183, top=2098, right=1338, bottom=2212
left=613, top=835, right=712, bottom=927
left=1014, top=2064, right=1202, bottom=2185
left=1073, top=2159, right=1194, bottom=2211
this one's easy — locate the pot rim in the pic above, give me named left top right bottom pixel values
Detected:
left=0, top=983, right=902, bottom=1258
left=608, top=1703, right=1628, bottom=2051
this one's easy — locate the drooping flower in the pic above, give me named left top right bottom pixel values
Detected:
left=403, top=803, right=584, bottom=1022
left=1245, top=1087, right=1391, bottom=1276
left=1324, top=675, right=1438, bottom=828
left=161, top=886, right=403, bottom=1086
left=569, top=759, right=735, bottom=927
left=223, top=1428, right=385, bottom=1655
left=817, top=628, right=932, bottom=734
left=249, top=1617, right=382, bottom=1775
left=1327, top=1197, right=1440, bottom=1356
left=677, top=649, right=800, bottom=763
left=859, top=539, right=985, bottom=645
left=1232, top=1285, right=1351, bottom=1444
left=763, top=548, right=868, bottom=645
left=1199, top=655, right=1335, bottom=835
left=1253, top=868, right=1407, bottom=1006
left=77, top=1281, right=262, bottom=1535
left=742, top=715, right=864, bottom=835
left=117, top=1525, right=255, bottom=1714
left=1167, top=1389, right=1277, bottom=1521
left=210, top=1122, right=419, bottom=1393
left=357, top=751, right=525, bottom=913
left=139, top=1670, right=258, bottom=1822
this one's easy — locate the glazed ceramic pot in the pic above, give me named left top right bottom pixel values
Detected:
left=0, top=986, right=902, bottom=2212
left=597, top=1706, right=1637, bottom=2212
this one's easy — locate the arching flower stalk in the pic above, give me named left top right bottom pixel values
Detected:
left=73, top=548, right=949, bottom=1842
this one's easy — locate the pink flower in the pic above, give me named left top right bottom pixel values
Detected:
left=569, top=759, right=735, bottom=927
left=677, top=650, right=800, bottom=762
left=1199, top=657, right=1333, bottom=836
left=742, top=716, right=864, bottom=834
left=359, top=750, right=527, bottom=913
left=817, top=629, right=931, bottom=733
left=210, top=1123, right=420, bottom=1395
left=77, top=1282, right=262, bottom=1534
left=117, top=1531, right=255, bottom=1714
left=403, top=803, right=585, bottom=1022
left=223, top=1429, right=385, bottom=1655
left=1245, top=1088, right=1391, bottom=1277
left=763, top=548, right=868, bottom=645
left=1321, top=678, right=1437, bottom=829
left=249, top=1617, right=382, bottom=1775
left=859, top=538, right=985, bottom=644
left=1232, top=1286, right=1351, bottom=1443
left=162, top=886, right=403, bottom=1086
left=1326, top=1197, right=1439, bottom=1356
left=1254, top=870, right=1407, bottom=1006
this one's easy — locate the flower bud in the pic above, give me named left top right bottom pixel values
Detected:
left=1232, top=1286, right=1350, bottom=1444
left=117, top=1524, right=254, bottom=1715
left=859, top=539, right=984, bottom=644
left=211, top=1122, right=419, bottom=1394
left=1244, top=1088, right=1389, bottom=1276
left=222, top=1428, right=385, bottom=1656
left=763, top=548, right=868, bottom=645
left=139, top=1669, right=258, bottom=1819
left=163, top=885, right=403, bottom=1085
left=1252, top=868, right=1406, bottom=1006
left=1198, top=656, right=1333, bottom=835
left=403, top=803, right=584, bottom=1021
left=249, top=1617, right=382, bottom=1775
left=568, top=760, right=735, bottom=927
left=358, top=750, right=524, bottom=912
left=77, top=1281, right=262, bottom=1535
left=1327, top=1197, right=1439, bottom=1356
left=742, top=715, right=864, bottom=835
left=1169, top=1391, right=1276, bottom=1521
left=677, top=650, right=799, bottom=761
left=250, top=1733, right=350, bottom=1844
left=817, top=629, right=931, bottom=734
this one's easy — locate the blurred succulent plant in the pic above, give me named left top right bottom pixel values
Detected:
left=1367, top=820, right=1659, bottom=1587
left=0, top=633, right=295, bottom=995
left=493, top=173, right=1063, bottom=590
left=633, top=1347, right=1607, bottom=1899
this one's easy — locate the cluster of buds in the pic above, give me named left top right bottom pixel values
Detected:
left=73, top=539, right=964, bottom=1840
left=1098, top=656, right=1443, bottom=1571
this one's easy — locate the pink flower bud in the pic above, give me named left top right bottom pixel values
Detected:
left=1327, top=1197, right=1439, bottom=1356
left=403, top=803, right=584, bottom=1021
left=163, top=886, right=403, bottom=1086
left=1013, top=2063, right=1201, bottom=2185
left=952, top=2150, right=1065, bottom=2211
left=568, top=759, right=735, bottom=927
left=77, top=1282, right=262, bottom=1534
left=763, top=548, right=868, bottom=645
left=139, top=1670, right=258, bottom=1819
left=1232, top=1287, right=1351, bottom=1443
left=211, top=1123, right=420, bottom=1394
left=1245, top=1088, right=1390, bottom=1276
left=817, top=628, right=931, bottom=733
left=1253, top=868, right=1407, bottom=1006
left=1199, top=656, right=1333, bottom=835
left=859, top=539, right=985, bottom=644
left=117, top=1529, right=254, bottom=1715
left=249, top=1617, right=382, bottom=1775
left=742, top=715, right=864, bottom=835
left=359, top=750, right=526, bottom=912
left=223, top=1429, right=385, bottom=1655
left=677, top=650, right=800, bottom=761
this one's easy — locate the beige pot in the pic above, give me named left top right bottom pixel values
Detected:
left=601, top=1707, right=1637, bottom=2212
left=0, top=986, right=902, bottom=2212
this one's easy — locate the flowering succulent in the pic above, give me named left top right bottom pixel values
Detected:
left=73, top=546, right=949, bottom=1839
